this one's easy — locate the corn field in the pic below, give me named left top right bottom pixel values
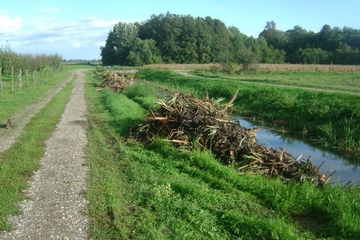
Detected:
left=144, top=63, right=360, bottom=72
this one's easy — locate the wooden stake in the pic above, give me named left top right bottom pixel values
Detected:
left=33, top=70, right=36, bottom=86
left=26, top=69, right=29, bottom=86
left=18, top=69, right=22, bottom=89
left=6, top=119, right=12, bottom=129
left=0, top=67, right=3, bottom=95
left=11, top=66, right=14, bottom=92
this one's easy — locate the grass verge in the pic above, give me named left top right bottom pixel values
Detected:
left=84, top=70, right=360, bottom=239
left=0, top=73, right=76, bottom=231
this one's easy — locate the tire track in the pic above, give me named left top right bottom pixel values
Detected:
left=0, top=69, right=89, bottom=239
left=0, top=72, right=75, bottom=155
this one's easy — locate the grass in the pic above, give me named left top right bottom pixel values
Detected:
left=136, top=68, right=360, bottom=155
left=0, top=73, right=76, bottom=231
left=192, top=69, right=360, bottom=93
left=84, top=70, right=360, bottom=239
left=0, top=67, right=72, bottom=122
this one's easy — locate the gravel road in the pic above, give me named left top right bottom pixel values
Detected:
left=0, top=69, right=89, bottom=239
left=0, top=71, right=74, bottom=155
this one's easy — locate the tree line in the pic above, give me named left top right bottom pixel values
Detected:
left=101, top=12, right=360, bottom=67
left=0, top=42, right=62, bottom=75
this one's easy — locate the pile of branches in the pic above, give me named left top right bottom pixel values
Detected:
left=135, top=91, right=330, bottom=186
left=96, top=71, right=135, bottom=93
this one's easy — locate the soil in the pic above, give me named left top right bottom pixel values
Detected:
left=0, top=69, right=89, bottom=239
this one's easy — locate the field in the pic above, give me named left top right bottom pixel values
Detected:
left=144, top=63, right=360, bottom=72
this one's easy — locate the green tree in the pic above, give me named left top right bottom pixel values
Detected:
left=259, top=21, right=287, bottom=50
left=330, top=43, right=360, bottom=65
left=101, top=22, right=161, bottom=66
left=255, top=37, right=285, bottom=63
left=287, top=48, right=329, bottom=64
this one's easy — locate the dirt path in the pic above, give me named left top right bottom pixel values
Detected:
left=0, top=71, right=75, bottom=155
left=0, top=69, right=89, bottom=239
left=174, top=70, right=360, bottom=95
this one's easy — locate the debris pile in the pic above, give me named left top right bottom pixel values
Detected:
left=95, top=70, right=135, bottom=93
left=135, top=91, right=329, bottom=186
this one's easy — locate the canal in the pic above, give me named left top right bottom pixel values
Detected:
left=235, top=117, right=360, bottom=185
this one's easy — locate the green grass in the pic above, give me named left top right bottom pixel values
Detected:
left=0, top=68, right=72, bottom=122
left=136, top=68, right=360, bottom=155
left=84, top=70, right=360, bottom=239
left=193, top=69, right=360, bottom=93
left=0, top=74, right=76, bottom=231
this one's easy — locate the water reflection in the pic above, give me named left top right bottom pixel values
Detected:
left=235, top=117, right=360, bottom=185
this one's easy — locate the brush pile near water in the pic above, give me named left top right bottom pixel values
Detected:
left=95, top=70, right=136, bottom=93
left=134, top=90, right=330, bottom=186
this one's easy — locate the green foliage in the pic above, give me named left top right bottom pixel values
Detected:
left=0, top=42, right=62, bottom=75
left=260, top=23, right=360, bottom=65
left=101, top=14, right=360, bottom=66
left=101, top=22, right=162, bottom=66
left=288, top=48, right=329, bottom=64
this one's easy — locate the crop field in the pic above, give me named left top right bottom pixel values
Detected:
left=144, top=63, right=360, bottom=72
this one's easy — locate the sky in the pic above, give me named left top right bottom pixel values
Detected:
left=1, top=0, right=359, bottom=60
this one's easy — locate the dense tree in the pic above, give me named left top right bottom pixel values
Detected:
left=287, top=48, right=328, bottom=64
left=101, top=14, right=360, bottom=66
left=101, top=22, right=161, bottom=66
left=259, top=21, right=288, bottom=50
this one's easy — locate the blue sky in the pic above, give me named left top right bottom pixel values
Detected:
left=1, top=0, right=359, bottom=60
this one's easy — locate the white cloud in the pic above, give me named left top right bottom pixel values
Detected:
left=6, top=15, right=118, bottom=59
left=0, top=15, right=21, bottom=33
left=80, top=16, right=119, bottom=29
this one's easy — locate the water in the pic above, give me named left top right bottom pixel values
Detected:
left=235, top=117, right=360, bottom=185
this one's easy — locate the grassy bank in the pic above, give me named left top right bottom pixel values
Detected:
left=84, top=70, right=360, bottom=239
left=0, top=74, right=76, bottom=231
left=136, top=68, right=360, bottom=155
